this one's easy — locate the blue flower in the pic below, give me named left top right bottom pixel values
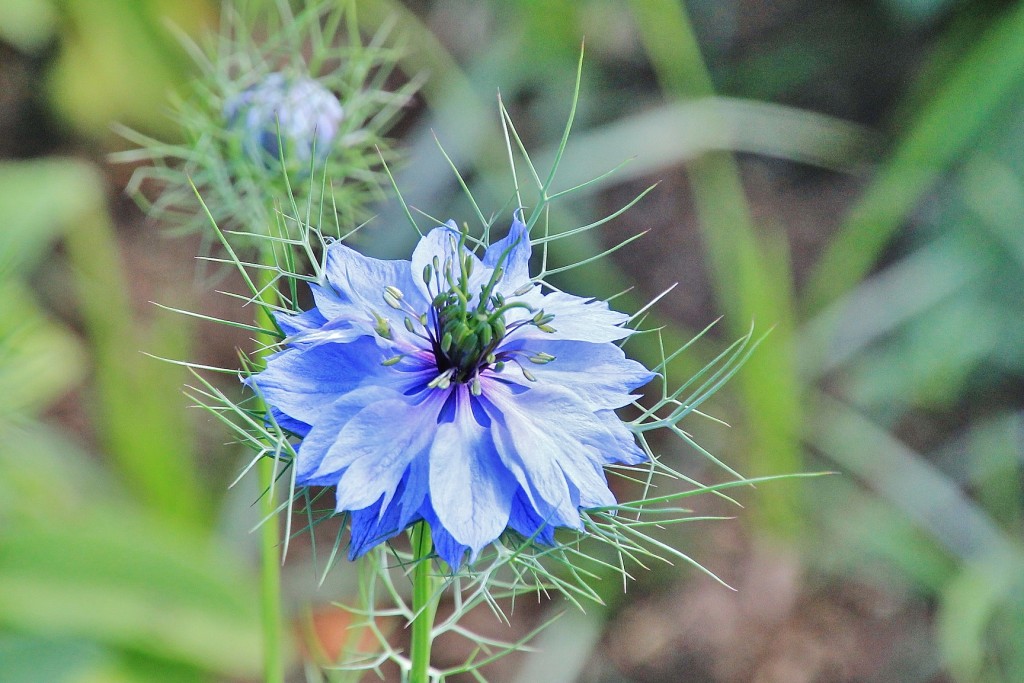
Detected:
left=249, top=217, right=654, bottom=567
left=224, top=72, right=344, bottom=168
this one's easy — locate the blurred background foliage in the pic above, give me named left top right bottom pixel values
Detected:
left=0, top=0, right=1022, bottom=681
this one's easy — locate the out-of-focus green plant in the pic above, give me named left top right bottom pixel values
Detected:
left=0, top=158, right=261, bottom=681
left=350, top=2, right=1024, bottom=681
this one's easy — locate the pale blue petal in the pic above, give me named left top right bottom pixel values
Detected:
left=481, top=380, right=581, bottom=529
left=292, top=385, right=396, bottom=482
left=483, top=215, right=531, bottom=292
left=507, top=288, right=632, bottom=344
left=591, top=411, right=648, bottom=466
left=495, top=339, right=654, bottom=409
left=429, top=388, right=514, bottom=556
left=273, top=307, right=326, bottom=337
left=246, top=337, right=393, bottom=425
left=319, top=240, right=426, bottom=330
left=411, top=223, right=487, bottom=302
left=324, top=391, right=447, bottom=511
left=485, top=380, right=635, bottom=512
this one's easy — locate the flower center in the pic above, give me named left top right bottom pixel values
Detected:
left=431, top=290, right=508, bottom=382
left=380, top=226, right=557, bottom=394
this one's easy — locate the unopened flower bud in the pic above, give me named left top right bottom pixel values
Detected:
left=225, top=72, right=344, bottom=169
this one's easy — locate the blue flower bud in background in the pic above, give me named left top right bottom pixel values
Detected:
left=225, top=72, right=344, bottom=169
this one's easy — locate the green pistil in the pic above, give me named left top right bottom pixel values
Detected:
left=377, top=226, right=558, bottom=386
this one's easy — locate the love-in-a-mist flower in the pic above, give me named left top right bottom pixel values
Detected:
left=249, top=216, right=655, bottom=567
left=224, top=72, right=344, bottom=170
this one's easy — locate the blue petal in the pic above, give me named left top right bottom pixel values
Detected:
left=347, top=493, right=411, bottom=559
left=508, top=288, right=632, bottom=344
left=411, top=223, right=488, bottom=303
left=428, top=387, right=514, bottom=558
left=482, top=214, right=531, bottom=292
left=346, top=467, right=430, bottom=560
left=247, top=336, right=394, bottom=426
left=506, top=490, right=557, bottom=546
left=268, top=406, right=310, bottom=438
left=422, top=502, right=470, bottom=568
left=495, top=339, right=654, bottom=409
left=320, top=390, right=447, bottom=511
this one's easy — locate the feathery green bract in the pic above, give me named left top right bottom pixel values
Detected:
left=170, top=50, right=800, bottom=680
left=112, top=0, right=418, bottom=254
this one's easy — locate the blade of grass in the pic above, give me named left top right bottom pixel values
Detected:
left=629, top=0, right=803, bottom=533
left=803, top=2, right=1024, bottom=315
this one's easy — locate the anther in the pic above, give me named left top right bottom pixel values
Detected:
left=383, top=286, right=403, bottom=309
left=427, top=368, right=454, bottom=390
left=372, top=312, right=392, bottom=339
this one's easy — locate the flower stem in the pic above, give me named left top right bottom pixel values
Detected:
left=409, top=522, right=437, bottom=683
left=256, top=259, right=284, bottom=683
left=258, top=456, right=283, bottom=682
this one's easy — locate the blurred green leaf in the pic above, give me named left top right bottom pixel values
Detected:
left=0, top=635, right=109, bottom=683
left=0, top=510, right=262, bottom=677
left=0, top=426, right=259, bottom=679
left=0, top=280, right=85, bottom=416
left=63, top=193, right=207, bottom=529
left=805, top=2, right=1024, bottom=314
left=0, top=159, right=104, bottom=280
left=629, top=0, right=804, bottom=533
left=938, top=560, right=1023, bottom=683
left=0, top=0, right=58, bottom=52
left=46, top=0, right=214, bottom=142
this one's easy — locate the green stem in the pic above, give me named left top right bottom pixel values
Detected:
left=257, top=455, right=283, bottom=682
left=255, top=261, right=284, bottom=683
left=66, top=194, right=205, bottom=529
left=409, top=522, right=437, bottom=683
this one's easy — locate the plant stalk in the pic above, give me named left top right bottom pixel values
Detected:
left=409, top=522, right=437, bottom=683
left=255, top=259, right=284, bottom=683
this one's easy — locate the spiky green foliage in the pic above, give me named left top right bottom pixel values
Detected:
left=112, top=0, right=418, bottom=252
left=164, top=53, right=811, bottom=680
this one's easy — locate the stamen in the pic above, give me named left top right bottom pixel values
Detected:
left=427, top=368, right=455, bottom=390
left=372, top=312, right=392, bottom=339
left=383, top=285, right=403, bottom=309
